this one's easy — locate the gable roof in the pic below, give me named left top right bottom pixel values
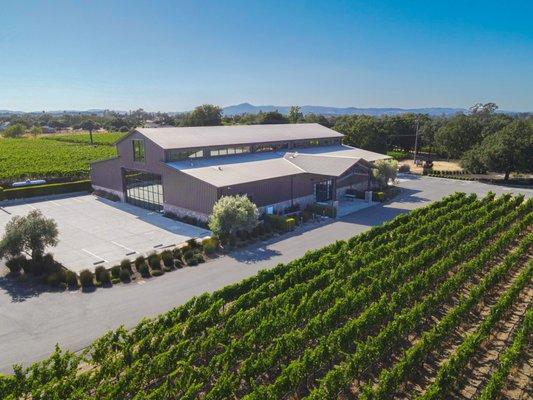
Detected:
left=166, top=144, right=389, bottom=187
left=131, top=123, right=343, bottom=149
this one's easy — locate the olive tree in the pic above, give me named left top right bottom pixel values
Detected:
left=372, top=159, right=398, bottom=188
left=0, top=210, right=58, bottom=261
left=208, top=195, right=259, bottom=242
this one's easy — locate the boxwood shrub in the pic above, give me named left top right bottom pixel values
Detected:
left=119, top=268, right=131, bottom=282
left=134, top=255, right=146, bottom=269
left=79, top=269, right=95, bottom=288
left=161, top=250, right=173, bottom=267
left=120, top=258, right=132, bottom=273
left=139, top=264, right=150, bottom=278
left=66, top=271, right=79, bottom=289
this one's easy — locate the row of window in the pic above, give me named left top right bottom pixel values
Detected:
left=132, top=138, right=341, bottom=163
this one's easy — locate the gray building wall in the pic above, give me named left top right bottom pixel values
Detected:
left=90, top=157, right=124, bottom=199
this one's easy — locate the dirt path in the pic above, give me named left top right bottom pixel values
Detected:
left=498, top=343, right=533, bottom=400
left=453, top=286, right=533, bottom=399
left=396, top=255, right=531, bottom=399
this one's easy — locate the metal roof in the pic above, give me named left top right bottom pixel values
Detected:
left=166, top=145, right=389, bottom=187
left=135, top=123, right=343, bottom=149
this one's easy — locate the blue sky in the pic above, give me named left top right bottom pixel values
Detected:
left=0, top=0, right=532, bottom=112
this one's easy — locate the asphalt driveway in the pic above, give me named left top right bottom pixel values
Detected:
left=0, top=175, right=531, bottom=374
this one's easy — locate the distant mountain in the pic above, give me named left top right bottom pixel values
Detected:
left=222, top=103, right=466, bottom=117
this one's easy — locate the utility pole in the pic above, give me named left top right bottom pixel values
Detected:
left=413, top=119, right=419, bottom=165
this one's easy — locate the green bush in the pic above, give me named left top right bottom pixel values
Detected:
left=151, top=269, right=164, bottom=277
left=5, top=256, right=25, bottom=274
left=374, top=191, right=386, bottom=201
left=44, top=270, right=66, bottom=287
left=161, top=250, right=173, bottom=267
left=0, top=180, right=91, bottom=201
left=202, top=237, right=219, bottom=254
left=111, top=265, right=121, bottom=279
left=386, top=150, right=409, bottom=160
left=172, top=247, right=182, bottom=259
left=139, top=264, right=150, bottom=278
left=134, top=255, right=145, bottom=269
left=186, top=238, right=200, bottom=249
left=195, top=253, right=205, bottom=264
left=66, top=271, right=79, bottom=289
left=79, top=269, right=95, bottom=288
left=99, top=269, right=111, bottom=285
left=119, top=268, right=131, bottom=282
left=174, top=259, right=183, bottom=268
left=286, top=217, right=296, bottom=231
left=398, top=164, right=410, bottom=173
left=149, top=256, right=161, bottom=270
left=120, top=258, right=132, bottom=272
left=305, top=203, right=337, bottom=218
left=94, top=266, right=106, bottom=282
left=183, top=249, right=194, bottom=262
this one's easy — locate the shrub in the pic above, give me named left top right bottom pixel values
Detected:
left=186, top=238, right=200, bottom=249
left=100, top=270, right=111, bottom=285
left=79, top=269, right=95, bottom=288
left=161, top=250, right=173, bottom=267
left=172, top=247, right=182, bottom=259
left=183, top=249, right=194, bottom=262
left=151, top=269, right=164, bottom=277
left=374, top=191, right=386, bottom=201
left=5, top=256, right=25, bottom=275
left=111, top=265, right=121, bottom=279
left=285, top=217, right=296, bottom=231
left=187, top=257, right=198, bottom=266
left=194, top=253, right=205, bottom=264
left=0, top=180, right=91, bottom=201
left=94, top=266, right=106, bottom=282
left=66, top=271, right=79, bottom=289
left=134, top=255, right=145, bottom=269
left=208, top=195, right=259, bottom=240
left=386, top=150, right=409, bottom=160
left=120, top=258, right=132, bottom=272
left=305, top=203, right=337, bottom=218
left=139, top=264, right=150, bottom=278
left=41, top=253, right=59, bottom=274
left=45, top=271, right=66, bottom=287
left=399, top=164, right=410, bottom=173
left=202, top=237, right=218, bottom=254
left=119, top=268, right=131, bottom=282
left=174, top=259, right=183, bottom=268
left=149, top=256, right=161, bottom=270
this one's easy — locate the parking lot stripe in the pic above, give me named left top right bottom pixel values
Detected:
left=111, top=241, right=137, bottom=254
left=81, top=249, right=109, bottom=263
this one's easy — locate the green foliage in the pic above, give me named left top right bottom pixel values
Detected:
left=134, top=255, right=145, bottom=268
left=208, top=195, right=259, bottom=240
left=79, top=269, right=94, bottom=288
left=372, top=159, right=398, bottom=188
left=386, top=150, right=409, bottom=160
left=139, top=263, right=150, bottom=277
left=305, top=202, right=337, bottom=218
left=2, top=194, right=532, bottom=400
left=256, top=110, right=288, bottom=124
left=288, top=106, right=303, bottom=123
left=264, top=214, right=296, bottom=232
left=334, top=115, right=387, bottom=153
left=0, top=210, right=58, bottom=261
left=65, top=270, right=79, bottom=289
left=435, top=114, right=483, bottom=158
left=120, top=258, right=132, bottom=272
left=460, top=119, right=532, bottom=180
left=1, top=123, right=25, bottom=138
left=0, top=180, right=91, bottom=201
left=182, top=104, right=222, bottom=126
left=161, top=250, right=174, bottom=267
left=119, top=268, right=131, bottom=282
left=202, top=237, right=219, bottom=254
left=44, top=132, right=124, bottom=146
left=0, top=138, right=116, bottom=182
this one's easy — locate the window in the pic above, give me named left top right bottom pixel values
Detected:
left=293, top=139, right=321, bottom=148
left=210, top=146, right=250, bottom=157
left=167, top=149, right=204, bottom=161
left=254, top=142, right=289, bottom=153
left=123, top=169, right=163, bottom=211
left=132, top=140, right=146, bottom=162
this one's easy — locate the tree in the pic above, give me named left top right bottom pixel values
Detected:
left=461, top=119, right=532, bottom=180
left=372, top=159, right=398, bottom=188
left=1, top=123, right=25, bottom=138
left=182, top=104, right=222, bottom=126
left=81, top=120, right=100, bottom=145
left=256, top=110, right=288, bottom=124
left=208, top=195, right=259, bottom=241
left=469, top=102, right=498, bottom=118
left=434, top=114, right=483, bottom=158
left=0, top=210, right=59, bottom=261
left=30, top=125, right=43, bottom=137
left=288, top=106, right=303, bottom=123
left=334, top=116, right=387, bottom=153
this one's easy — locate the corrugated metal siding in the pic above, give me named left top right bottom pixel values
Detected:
left=90, top=157, right=123, bottom=192
left=218, top=173, right=321, bottom=207
left=162, top=166, right=218, bottom=215
left=116, top=131, right=166, bottom=174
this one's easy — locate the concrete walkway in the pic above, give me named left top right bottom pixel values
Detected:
left=0, top=175, right=531, bottom=374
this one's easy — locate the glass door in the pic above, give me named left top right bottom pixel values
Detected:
left=315, top=179, right=333, bottom=202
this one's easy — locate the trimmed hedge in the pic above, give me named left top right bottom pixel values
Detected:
left=0, top=180, right=91, bottom=201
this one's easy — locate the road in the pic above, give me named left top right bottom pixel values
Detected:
left=0, top=175, right=531, bottom=374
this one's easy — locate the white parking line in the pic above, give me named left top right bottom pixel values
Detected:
left=27, top=204, right=37, bottom=210
left=81, top=249, right=109, bottom=263
left=111, top=241, right=137, bottom=254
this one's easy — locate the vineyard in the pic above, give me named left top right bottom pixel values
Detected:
left=0, top=192, right=531, bottom=400
left=0, top=137, right=116, bottom=182
left=43, top=131, right=125, bottom=146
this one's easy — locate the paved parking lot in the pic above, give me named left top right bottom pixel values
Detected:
left=0, top=195, right=211, bottom=272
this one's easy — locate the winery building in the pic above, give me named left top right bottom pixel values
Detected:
left=90, top=123, right=389, bottom=221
